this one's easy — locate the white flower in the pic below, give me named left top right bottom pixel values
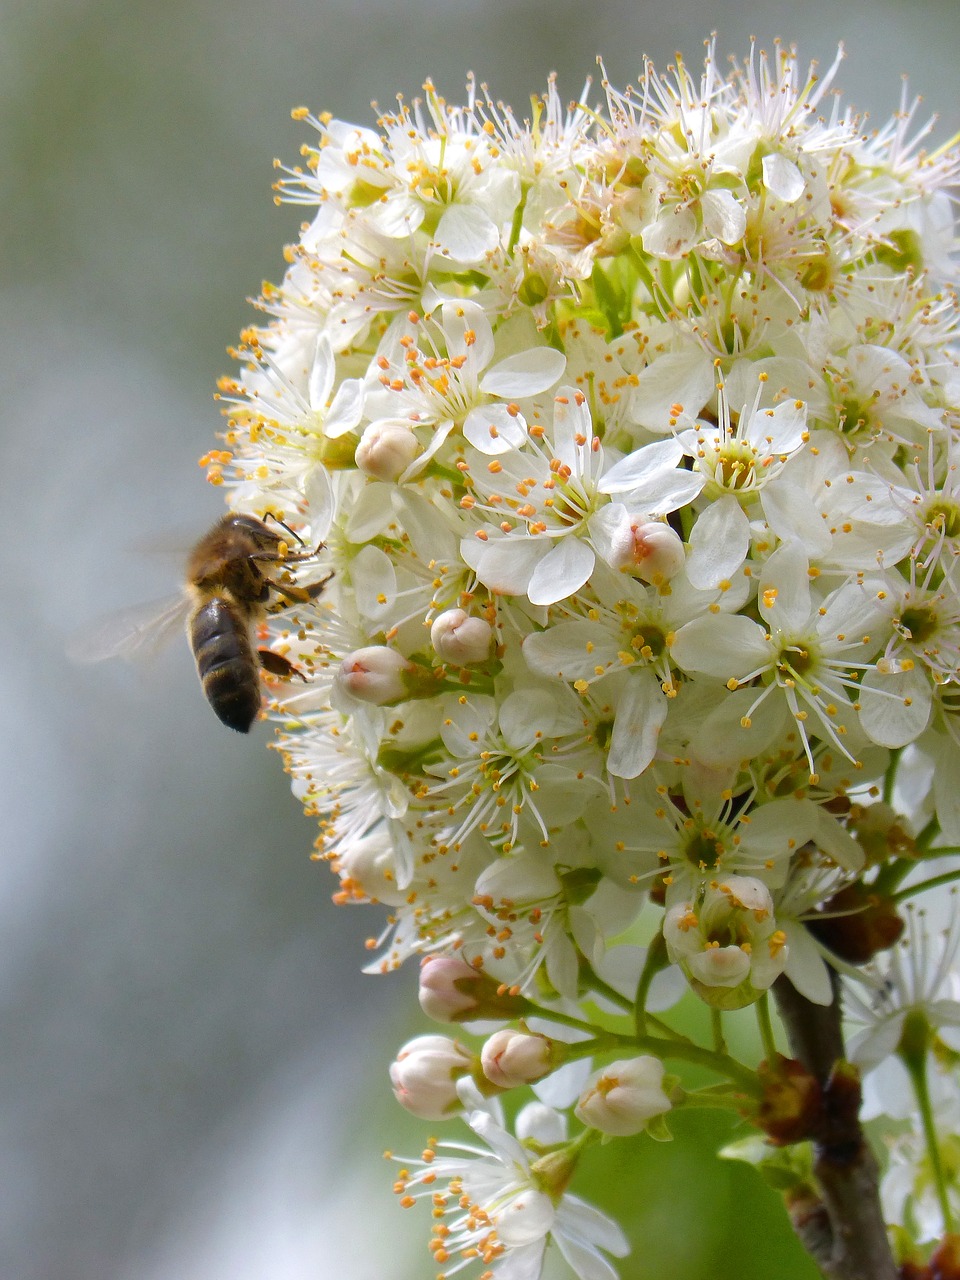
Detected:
left=671, top=541, right=891, bottom=775
left=663, top=876, right=789, bottom=1008
left=844, top=896, right=960, bottom=1073
left=462, top=387, right=702, bottom=606
left=575, top=1057, right=672, bottom=1136
left=393, top=1086, right=629, bottom=1279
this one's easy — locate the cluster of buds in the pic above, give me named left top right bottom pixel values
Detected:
left=211, top=38, right=960, bottom=1280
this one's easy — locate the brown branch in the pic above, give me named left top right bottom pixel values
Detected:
left=773, top=974, right=899, bottom=1280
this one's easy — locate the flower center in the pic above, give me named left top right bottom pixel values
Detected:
left=923, top=498, right=960, bottom=541
left=897, top=604, right=939, bottom=646
left=716, top=440, right=760, bottom=491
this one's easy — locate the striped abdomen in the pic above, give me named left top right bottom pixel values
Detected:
left=189, top=597, right=261, bottom=733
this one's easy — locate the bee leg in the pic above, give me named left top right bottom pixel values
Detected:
left=269, top=571, right=334, bottom=604
left=257, top=649, right=308, bottom=682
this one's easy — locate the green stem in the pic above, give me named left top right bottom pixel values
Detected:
left=711, top=1007, right=727, bottom=1055
left=633, top=931, right=669, bottom=1039
left=891, top=867, right=960, bottom=904
left=902, top=1046, right=954, bottom=1232
left=581, top=966, right=633, bottom=1013
left=882, top=746, right=902, bottom=806
left=916, top=815, right=941, bottom=852
left=756, top=993, right=779, bottom=1063
left=672, top=1085, right=746, bottom=1112
left=523, top=1003, right=627, bottom=1039
left=635, top=1033, right=761, bottom=1096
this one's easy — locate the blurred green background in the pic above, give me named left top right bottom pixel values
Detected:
left=3, top=1, right=958, bottom=1276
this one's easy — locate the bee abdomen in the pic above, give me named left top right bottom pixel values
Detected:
left=189, top=598, right=261, bottom=733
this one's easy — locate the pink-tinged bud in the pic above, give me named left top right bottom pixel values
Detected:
left=337, top=646, right=412, bottom=704
left=480, top=1029, right=554, bottom=1089
left=610, top=519, right=685, bottom=583
left=418, top=955, right=532, bottom=1024
left=430, top=608, right=494, bottom=664
left=574, top=1056, right=672, bottom=1136
left=389, top=1034, right=472, bottom=1120
left=418, top=955, right=484, bottom=1022
left=355, top=421, right=420, bottom=480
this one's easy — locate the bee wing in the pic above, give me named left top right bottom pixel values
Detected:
left=66, top=593, right=191, bottom=664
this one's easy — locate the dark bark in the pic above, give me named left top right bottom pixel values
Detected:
left=773, top=973, right=899, bottom=1280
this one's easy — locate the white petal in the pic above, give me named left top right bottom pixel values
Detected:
left=323, top=376, right=364, bottom=437
left=302, top=464, right=335, bottom=540
left=760, top=480, right=832, bottom=557
left=343, top=481, right=395, bottom=542
left=859, top=667, right=933, bottom=748
left=701, top=188, right=746, bottom=244
left=463, top=403, right=527, bottom=454
left=496, top=1190, right=556, bottom=1248
left=558, top=1195, right=631, bottom=1257
left=686, top=496, right=749, bottom=589
left=515, top=1101, right=569, bottom=1146
left=671, top=614, right=770, bottom=679
left=691, top=688, right=789, bottom=768
left=351, top=545, right=396, bottom=622
left=369, top=191, right=424, bottom=237
left=598, top=438, right=683, bottom=492
left=758, top=541, right=811, bottom=633
left=762, top=153, right=805, bottom=203
left=499, top=688, right=559, bottom=748
left=435, top=202, right=499, bottom=262
left=629, top=349, right=715, bottom=432
left=480, top=346, right=567, bottom=398
left=607, top=674, right=668, bottom=779
left=307, top=333, right=335, bottom=411
left=781, top=922, right=834, bottom=1005
left=470, top=536, right=542, bottom=595
left=813, top=807, right=865, bottom=873
left=747, top=397, right=808, bottom=454
left=527, top=537, right=595, bottom=606
left=523, top=621, right=619, bottom=681
left=441, top=299, right=495, bottom=370
left=641, top=205, right=698, bottom=259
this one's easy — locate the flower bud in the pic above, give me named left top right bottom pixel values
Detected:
left=609, top=517, right=685, bottom=583
left=574, top=1056, right=672, bottom=1136
left=337, top=646, right=412, bottom=704
left=355, top=421, right=420, bottom=481
left=480, top=1029, right=554, bottom=1089
left=663, top=876, right=788, bottom=1010
left=430, top=608, right=494, bottom=665
left=418, top=955, right=532, bottom=1024
left=389, top=1034, right=472, bottom=1120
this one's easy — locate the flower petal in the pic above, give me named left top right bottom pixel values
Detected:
left=527, top=537, right=595, bottom=606
left=480, top=346, right=567, bottom=398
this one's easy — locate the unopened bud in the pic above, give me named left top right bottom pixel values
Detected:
left=389, top=1034, right=472, bottom=1119
left=355, top=421, right=420, bottom=480
left=480, top=1029, right=554, bottom=1088
left=418, top=954, right=532, bottom=1024
left=574, top=1056, right=672, bottom=1136
left=430, top=608, right=494, bottom=665
left=610, top=517, right=685, bottom=583
left=337, top=646, right=412, bottom=704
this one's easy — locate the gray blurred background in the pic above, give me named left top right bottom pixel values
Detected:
left=3, top=2, right=959, bottom=1277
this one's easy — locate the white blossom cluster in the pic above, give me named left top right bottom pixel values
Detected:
left=209, top=41, right=960, bottom=1278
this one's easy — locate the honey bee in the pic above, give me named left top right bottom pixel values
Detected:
left=71, top=513, right=328, bottom=732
